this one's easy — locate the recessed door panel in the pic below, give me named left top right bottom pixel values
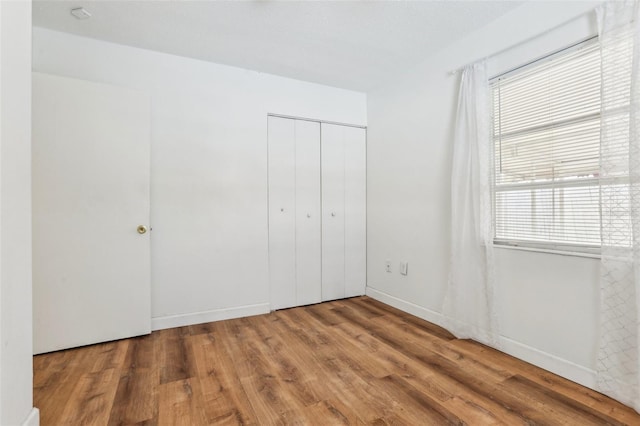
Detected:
left=295, top=120, right=322, bottom=306
left=321, top=123, right=346, bottom=301
left=345, top=127, right=367, bottom=297
left=268, top=116, right=296, bottom=310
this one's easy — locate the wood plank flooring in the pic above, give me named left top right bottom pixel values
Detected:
left=33, top=297, right=640, bottom=425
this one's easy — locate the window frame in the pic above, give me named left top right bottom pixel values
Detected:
left=489, top=37, right=603, bottom=256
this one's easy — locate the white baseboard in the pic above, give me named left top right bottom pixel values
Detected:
left=499, top=336, right=596, bottom=389
left=365, top=286, right=597, bottom=391
left=366, top=287, right=444, bottom=325
left=151, top=303, right=270, bottom=331
left=21, top=408, right=39, bottom=426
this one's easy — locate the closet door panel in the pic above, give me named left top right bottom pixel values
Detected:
left=321, top=123, right=346, bottom=301
left=268, top=116, right=296, bottom=310
left=344, top=127, right=367, bottom=297
left=295, top=120, right=322, bottom=306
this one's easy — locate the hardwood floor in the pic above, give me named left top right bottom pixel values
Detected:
left=34, top=296, right=640, bottom=425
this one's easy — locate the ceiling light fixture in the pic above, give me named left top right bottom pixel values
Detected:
left=70, top=7, right=91, bottom=20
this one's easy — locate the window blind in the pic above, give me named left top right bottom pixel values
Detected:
left=492, top=40, right=602, bottom=249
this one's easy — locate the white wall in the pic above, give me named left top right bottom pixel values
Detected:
left=0, top=1, right=39, bottom=425
left=32, top=28, right=366, bottom=330
left=366, top=1, right=603, bottom=389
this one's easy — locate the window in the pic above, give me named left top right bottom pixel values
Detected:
left=491, top=39, right=603, bottom=252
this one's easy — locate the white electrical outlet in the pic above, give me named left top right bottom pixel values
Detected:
left=385, top=259, right=392, bottom=273
left=400, top=261, right=408, bottom=276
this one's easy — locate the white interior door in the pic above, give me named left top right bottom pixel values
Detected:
left=295, top=120, right=321, bottom=306
left=321, top=123, right=346, bottom=301
left=268, top=116, right=296, bottom=310
left=344, top=127, right=367, bottom=297
left=32, top=72, right=151, bottom=354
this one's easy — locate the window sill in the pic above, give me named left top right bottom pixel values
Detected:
left=493, top=243, right=601, bottom=259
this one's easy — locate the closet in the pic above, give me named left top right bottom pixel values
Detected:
left=268, top=115, right=366, bottom=310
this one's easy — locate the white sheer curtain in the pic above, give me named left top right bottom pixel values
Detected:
left=442, top=61, right=499, bottom=347
left=597, top=0, right=640, bottom=412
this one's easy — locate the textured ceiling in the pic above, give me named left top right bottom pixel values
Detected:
left=33, top=1, right=523, bottom=92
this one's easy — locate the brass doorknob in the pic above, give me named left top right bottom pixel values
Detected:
left=137, top=225, right=148, bottom=234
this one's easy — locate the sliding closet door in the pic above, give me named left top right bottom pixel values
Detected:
left=268, top=117, right=296, bottom=310
left=344, top=126, right=367, bottom=297
left=321, top=124, right=346, bottom=301
left=295, top=120, right=322, bottom=305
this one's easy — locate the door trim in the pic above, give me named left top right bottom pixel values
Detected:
left=268, top=113, right=367, bottom=130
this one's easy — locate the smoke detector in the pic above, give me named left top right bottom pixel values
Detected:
left=70, top=7, right=91, bottom=20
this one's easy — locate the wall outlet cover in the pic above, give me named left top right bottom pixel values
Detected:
left=400, top=261, right=408, bottom=275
